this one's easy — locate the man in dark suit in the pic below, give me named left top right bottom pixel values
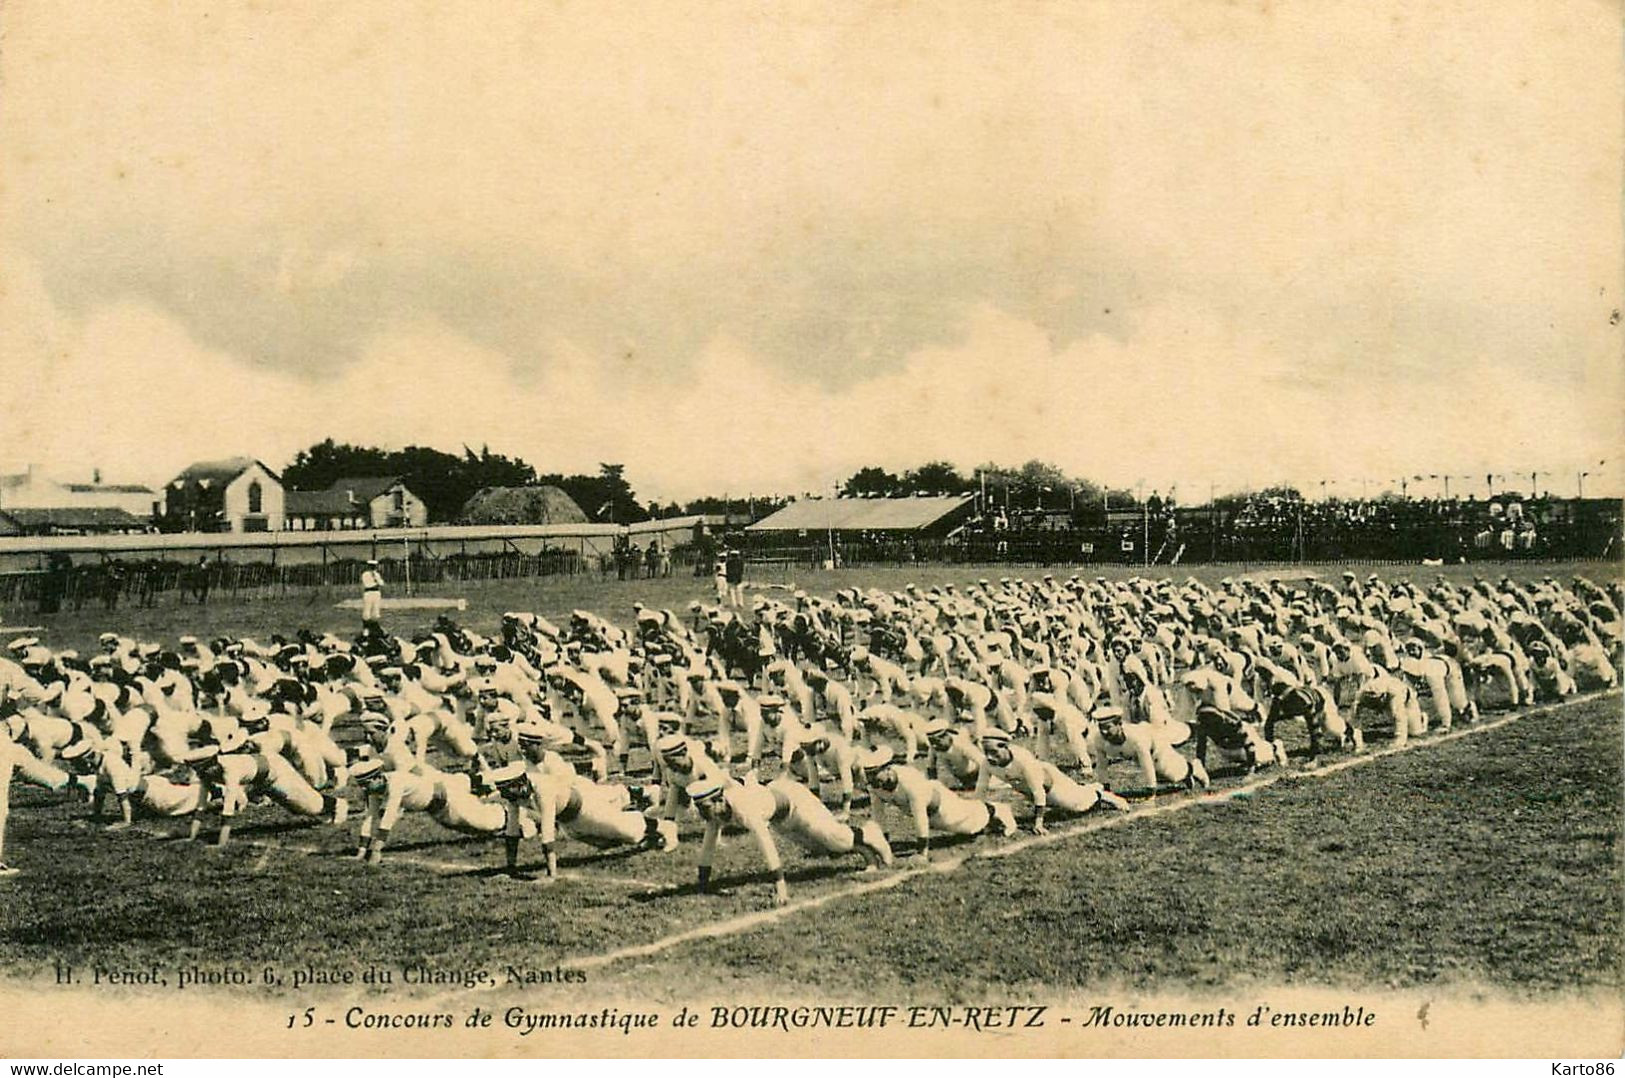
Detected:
left=724, top=545, right=745, bottom=608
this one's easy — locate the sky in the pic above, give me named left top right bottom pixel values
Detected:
left=1, top=1, right=1620, bottom=504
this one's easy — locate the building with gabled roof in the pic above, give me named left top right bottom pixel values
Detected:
left=285, top=476, right=429, bottom=531
left=164, top=457, right=284, bottom=533
left=0, top=466, right=159, bottom=522
left=746, top=494, right=977, bottom=539
left=0, top=506, right=152, bottom=536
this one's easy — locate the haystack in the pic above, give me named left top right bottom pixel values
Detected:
left=457, top=486, right=589, bottom=525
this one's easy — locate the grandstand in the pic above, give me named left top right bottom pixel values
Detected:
left=746, top=494, right=977, bottom=539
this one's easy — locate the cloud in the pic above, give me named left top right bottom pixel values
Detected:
left=5, top=246, right=1618, bottom=503
left=0, top=1, right=1618, bottom=501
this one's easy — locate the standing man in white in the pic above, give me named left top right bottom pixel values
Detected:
left=360, top=558, right=385, bottom=630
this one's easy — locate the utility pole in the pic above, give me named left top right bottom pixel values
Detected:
left=827, top=482, right=838, bottom=570
left=1138, top=481, right=1148, bottom=568
left=1294, top=499, right=1304, bottom=563
left=1208, top=481, right=1217, bottom=562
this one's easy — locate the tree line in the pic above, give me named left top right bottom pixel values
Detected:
left=281, top=440, right=647, bottom=525
left=277, top=440, right=1198, bottom=526
left=841, top=459, right=1166, bottom=513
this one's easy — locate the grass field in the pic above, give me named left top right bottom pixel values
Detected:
left=1, top=696, right=1617, bottom=1002
left=1, top=558, right=1619, bottom=1005
left=9, top=557, right=1618, bottom=661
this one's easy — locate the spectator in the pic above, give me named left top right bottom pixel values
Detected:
left=102, top=560, right=127, bottom=612
left=191, top=555, right=212, bottom=604
left=38, top=553, right=70, bottom=615
left=725, top=545, right=746, bottom=607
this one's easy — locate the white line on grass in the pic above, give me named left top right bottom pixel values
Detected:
left=244, top=840, right=476, bottom=876
left=562, top=689, right=1619, bottom=974
left=93, top=819, right=500, bottom=876
left=116, top=824, right=671, bottom=886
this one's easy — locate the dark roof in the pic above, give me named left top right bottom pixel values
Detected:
left=63, top=482, right=155, bottom=494
left=172, top=457, right=279, bottom=486
left=285, top=476, right=414, bottom=517
left=748, top=495, right=976, bottom=532
left=284, top=489, right=368, bottom=516
left=0, top=507, right=150, bottom=530
left=327, top=476, right=404, bottom=502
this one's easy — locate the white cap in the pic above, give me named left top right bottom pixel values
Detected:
left=686, top=777, right=726, bottom=804
left=60, top=738, right=97, bottom=761
left=858, top=746, right=895, bottom=772
left=487, top=762, right=526, bottom=786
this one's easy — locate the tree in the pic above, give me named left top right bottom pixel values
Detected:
left=282, top=439, right=392, bottom=491
left=1011, top=459, right=1083, bottom=509
left=282, top=439, right=543, bottom=523
left=683, top=496, right=739, bottom=515
left=903, top=461, right=972, bottom=495
left=536, top=463, right=649, bottom=524
left=972, top=460, right=1104, bottom=514
left=462, top=444, right=538, bottom=489
left=841, top=467, right=903, bottom=498
left=594, top=463, right=645, bottom=523
left=394, top=446, right=470, bottom=522
left=675, top=494, right=791, bottom=520
left=1016, top=459, right=1070, bottom=493
left=644, top=500, right=687, bottom=519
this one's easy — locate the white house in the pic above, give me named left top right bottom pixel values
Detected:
left=285, top=476, right=429, bottom=531
left=0, top=466, right=159, bottom=519
left=0, top=467, right=159, bottom=536
left=362, top=477, right=429, bottom=528
left=166, top=458, right=285, bottom=532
